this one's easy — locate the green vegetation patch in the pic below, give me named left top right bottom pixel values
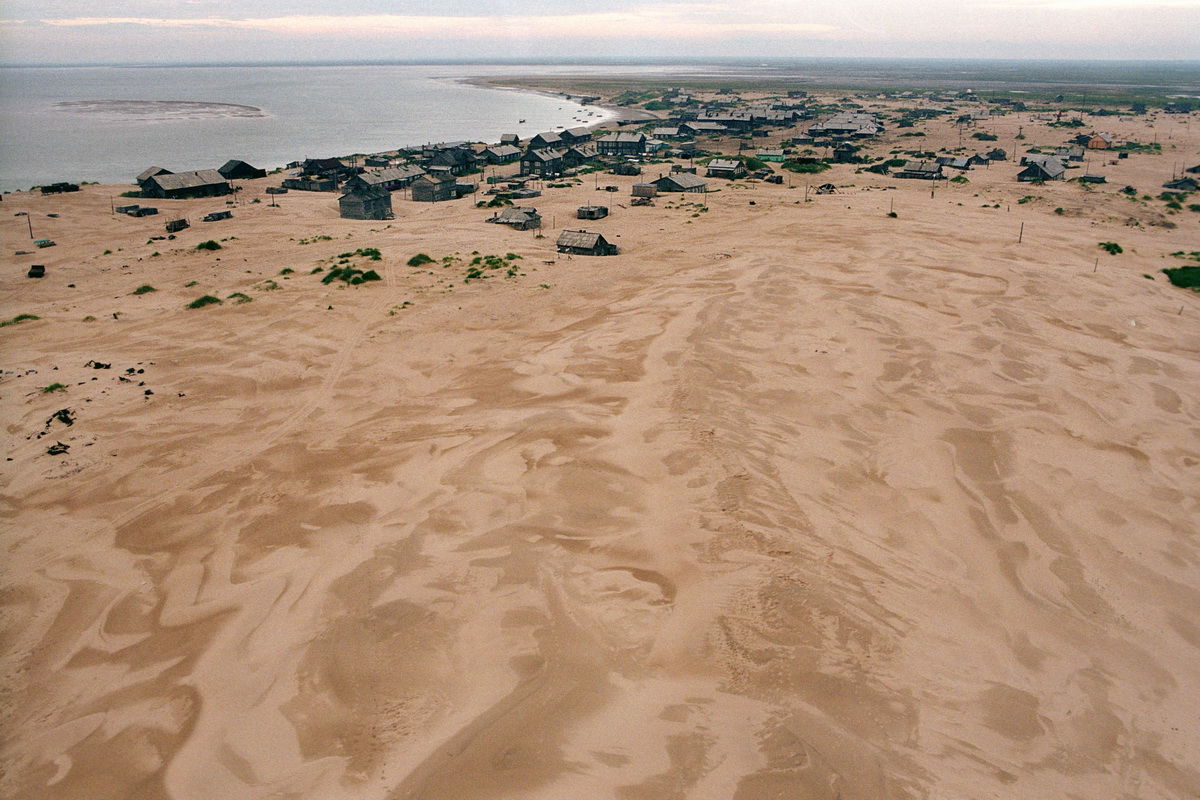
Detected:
left=187, top=295, right=222, bottom=309
left=41, top=383, right=67, bottom=393
left=195, top=240, right=221, bottom=251
left=1162, top=266, right=1200, bottom=289
left=407, top=253, right=434, bottom=267
left=1098, top=241, right=1123, bottom=255
left=0, top=313, right=40, bottom=328
left=132, top=284, right=156, bottom=295
left=782, top=161, right=831, bottom=174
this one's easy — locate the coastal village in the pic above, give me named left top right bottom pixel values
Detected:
left=58, top=84, right=1198, bottom=263
left=3, top=81, right=1199, bottom=800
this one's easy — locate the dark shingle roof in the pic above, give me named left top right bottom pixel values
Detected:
left=147, top=169, right=228, bottom=191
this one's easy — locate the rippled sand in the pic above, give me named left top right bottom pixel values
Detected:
left=2, top=107, right=1199, bottom=800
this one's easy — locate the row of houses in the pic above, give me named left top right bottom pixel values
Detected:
left=133, top=159, right=267, bottom=199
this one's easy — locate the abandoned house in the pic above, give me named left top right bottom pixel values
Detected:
left=705, top=159, right=747, bottom=179
left=410, top=174, right=457, bottom=202
left=488, top=206, right=542, bottom=230
left=140, top=170, right=233, bottom=199
left=556, top=229, right=619, bottom=256
left=218, top=160, right=267, bottom=180
left=339, top=184, right=394, bottom=220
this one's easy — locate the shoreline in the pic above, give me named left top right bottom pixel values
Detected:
left=456, top=75, right=661, bottom=132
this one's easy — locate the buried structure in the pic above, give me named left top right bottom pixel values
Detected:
left=556, top=229, right=619, bottom=256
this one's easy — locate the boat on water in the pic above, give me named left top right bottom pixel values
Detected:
left=518, top=119, right=526, bottom=123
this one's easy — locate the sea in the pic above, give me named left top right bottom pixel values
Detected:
left=0, top=63, right=638, bottom=193
left=2, top=59, right=1197, bottom=193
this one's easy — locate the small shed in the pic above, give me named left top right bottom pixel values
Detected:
left=202, top=210, right=233, bottom=222
left=894, top=161, right=944, bottom=180
left=489, top=206, right=541, bottom=230
left=165, top=219, right=189, bottom=233
left=577, top=205, right=609, bottom=220
left=411, top=174, right=456, bottom=202
left=1163, top=177, right=1199, bottom=191
left=632, top=183, right=658, bottom=198
left=556, top=229, right=618, bottom=256
left=815, top=183, right=838, bottom=194
left=610, top=162, right=641, bottom=176
left=339, top=184, right=394, bottom=220
left=1079, top=174, right=1107, bottom=184
left=1017, top=157, right=1066, bottom=182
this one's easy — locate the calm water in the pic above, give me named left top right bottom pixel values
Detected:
left=0, top=64, right=627, bottom=192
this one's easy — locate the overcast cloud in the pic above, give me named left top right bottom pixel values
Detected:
left=1, top=0, right=1197, bottom=63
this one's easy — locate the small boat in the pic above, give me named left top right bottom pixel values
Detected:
left=518, top=119, right=526, bottom=123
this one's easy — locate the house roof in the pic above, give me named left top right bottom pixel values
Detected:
left=492, top=206, right=540, bottom=224
left=597, top=132, right=646, bottom=144
left=146, top=170, right=229, bottom=191
left=654, top=173, right=707, bottom=190
left=897, top=160, right=941, bottom=173
left=524, top=147, right=565, bottom=162
left=354, top=165, right=425, bottom=185
left=137, top=166, right=172, bottom=182
left=413, top=173, right=455, bottom=186
left=557, top=229, right=608, bottom=249
left=485, top=145, right=521, bottom=158
left=707, top=159, right=742, bottom=170
left=340, top=183, right=390, bottom=199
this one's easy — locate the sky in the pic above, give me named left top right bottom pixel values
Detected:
left=1, top=0, right=1198, bottom=65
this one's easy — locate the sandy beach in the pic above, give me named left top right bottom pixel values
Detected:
left=2, top=98, right=1199, bottom=800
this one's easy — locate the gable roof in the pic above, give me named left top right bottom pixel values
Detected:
left=137, top=166, right=172, bottom=182
left=653, top=172, right=707, bottom=190
left=146, top=169, right=229, bottom=191
left=557, top=229, right=607, bottom=249
left=707, top=158, right=742, bottom=170
left=492, top=206, right=540, bottom=224
left=353, top=165, right=426, bottom=186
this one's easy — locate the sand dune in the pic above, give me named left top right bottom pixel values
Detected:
left=2, top=105, right=1199, bottom=800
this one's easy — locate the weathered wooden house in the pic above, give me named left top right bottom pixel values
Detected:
left=302, top=158, right=354, bottom=179
left=1079, top=174, right=1107, bottom=184
left=610, top=161, right=642, bottom=176
left=705, top=159, right=746, bottom=179
left=136, top=166, right=172, bottom=188
left=488, top=206, right=541, bottom=230
left=987, top=148, right=1008, bottom=161
left=577, top=205, right=608, bottom=220
left=595, top=132, right=647, bottom=156
left=339, top=184, right=393, bottom=219
left=521, top=148, right=565, bottom=177
left=410, top=174, right=456, bottom=202
left=282, top=176, right=338, bottom=192
left=529, top=131, right=563, bottom=150
left=562, top=143, right=599, bottom=169
left=893, top=161, right=944, bottom=180
left=651, top=173, right=708, bottom=193
left=652, top=127, right=682, bottom=139
left=559, top=127, right=592, bottom=145
left=556, top=229, right=618, bottom=256
left=218, top=160, right=267, bottom=180
left=483, top=145, right=521, bottom=164
left=1086, top=133, right=1114, bottom=150
left=1017, top=157, right=1066, bottom=181
left=427, top=147, right=475, bottom=175
left=679, top=121, right=726, bottom=137
left=632, top=183, right=658, bottom=198
left=935, top=156, right=971, bottom=171
left=756, top=149, right=786, bottom=162
left=1163, top=177, right=1199, bottom=191
left=833, top=143, right=860, bottom=163
left=342, top=165, right=426, bottom=193
left=140, top=170, right=233, bottom=199
left=499, top=133, right=519, bottom=146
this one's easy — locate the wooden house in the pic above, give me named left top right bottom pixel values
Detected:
left=410, top=174, right=456, bottom=202
left=1017, top=157, right=1066, bottom=181
left=218, top=160, right=266, bottom=180
left=893, top=161, right=944, bottom=180
left=136, top=166, right=172, bottom=188
left=339, top=184, right=393, bottom=219
left=705, top=159, right=746, bottom=179
left=987, top=148, right=1008, bottom=161
left=596, top=132, right=646, bottom=156
left=610, top=161, right=642, bottom=176
left=140, top=170, right=233, bottom=199
left=756, top=149, right=786, bottom=163
left=499, top=134, right=519, bottom=146
left=1163, top=177, right=1199, bottom=191
left=483, top=145, right=521, bottom=164
left=488, top=206, right=541, bottom=230
left=521, top=148, right=565, bottom=177
left=679, top=121, right=726, bottom=137
left=1086, top=133, right=1114, bottom=150
left=342, top=165, right=426, bottom=193
left=529, top=131, right=563, bottom=150
left=427, top=148, right=475, bottom=175
left=556, top=229, right=618, bottom=256
left=833, top=143, right=860, bottom=163
left=559, top=127, right=592, bottom=145
left=632, top=183, right=658, bottom=198
left=651, top=173, right=707, bottom=193
left=302, top=158, right=354, bottom=179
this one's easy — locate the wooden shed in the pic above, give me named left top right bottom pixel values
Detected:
left=557, top=229, right=618, bottom=256
left=651, top=173, right=708, bottom=193
left=577, top=205, right=609, bottom=220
